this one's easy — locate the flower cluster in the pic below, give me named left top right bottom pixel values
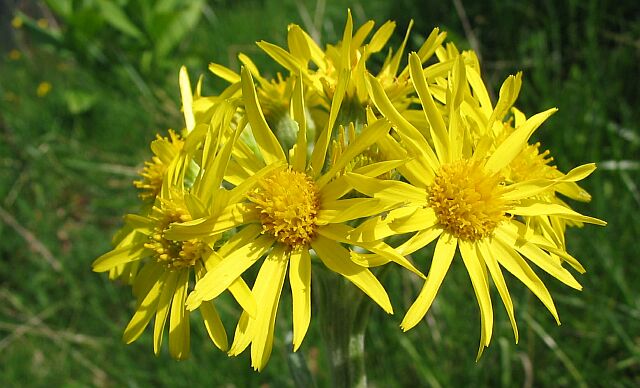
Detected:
left=94, top=11, right=605, bottom=369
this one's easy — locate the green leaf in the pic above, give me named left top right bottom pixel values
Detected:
left=63, top=90, right=98, bottom=115
left=153, top=0, right=205, bottom=58
left=96, top=0, right=144, bottom=41
left=44, top=0, right=73, bottom=19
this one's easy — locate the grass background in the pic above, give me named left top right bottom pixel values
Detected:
left=0, top=0, right=638, bottom=386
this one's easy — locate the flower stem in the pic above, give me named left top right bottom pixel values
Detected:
left=315, top=269, right=372, bottom=388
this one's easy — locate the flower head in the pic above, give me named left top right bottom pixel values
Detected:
left=134, top=130, right=185, bottom=200
left=171, top=66, right=424, bottom=371
left=350, top=52, right=605, bottom=357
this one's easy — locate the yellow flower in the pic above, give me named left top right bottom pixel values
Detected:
left=350, top=52, right=605, bottom=358
left=93, top=190, right=240, bottom=359
left=36, top=82, right=52, bottom=97
left=133, top=129, right=185, bottom=200
left=459, top=55, right=594, bottom=254
left=8, top=49, right=21, bottom=61
left=11, top=16, right=23, bottom=29
left=93, top=69, right=263, bottom=359
left=36, top=18, right=48, bottom=29
left=92, top=100, right=263, bottom=358
left=170, top=67, right=422, bottom=371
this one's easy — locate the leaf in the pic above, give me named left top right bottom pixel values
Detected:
left=154, top=0, right=205, bottom=58
left=96, top=0, right=144, bottom=41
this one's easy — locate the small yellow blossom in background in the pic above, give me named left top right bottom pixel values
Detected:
left=3, top=92, right=18, bottom=102
left=36, top=82, right=52, bottom=97
left=37, top=18, right=48, bottom=29
left=11, top=16, right=23, bottom=29
left=8, top=49, right=21, bottom=61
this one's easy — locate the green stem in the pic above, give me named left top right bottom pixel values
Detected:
left=315, top=269, right=371, bottom=388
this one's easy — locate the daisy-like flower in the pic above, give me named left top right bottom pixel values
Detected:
left=215, top=11, right=447, bottom=128
left=456, top=54, right=594, bottom=257
left=133, top=129, right=185, bottom=200
left=348, top=52, right=605, bottom=357
left=170, top=66, right=423, bottom=371
left=108, top=67, right=201, bottom=284
left=92, top=71, right=264, bottom=359
left=92, top=189, right=237, bottom=359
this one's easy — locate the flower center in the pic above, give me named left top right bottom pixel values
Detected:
left=144, top=202, right=205, bottom=269
left=249, top=168, right=320, bottom=249
left=428, top=159, right=509, bottom=242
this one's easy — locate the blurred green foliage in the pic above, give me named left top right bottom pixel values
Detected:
left=18, top=0, right=206, bottom=78
left=0, top=0, right=638, bottom=387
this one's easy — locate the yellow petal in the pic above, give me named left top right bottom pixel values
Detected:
left=510, top=202, right=606, bottom=226
left=164, top=202, right=259, bottom=240
left=352, top=20, right=375, bottom=50
left=200, top=301, right=229, bottom=351
left=169, top=269, right=190, bottom=360
left=399, top=27, right=446, bottom=78
left=123, top=214, right=155, bottom=233
left=186, top=234, right=274, bottom=309
left=387, top=206, right=439, bottom=234
left=132, top=261, right=164, bottom=300
left=485, top=108, right=557, bottom=173
left=318, top=224, right=424, bottom=278
left=366, top=73, right=439, bottom=171
left=179, top=66, right=195, bottom=133
left=196, top=262, right=229, bottom=351
left=377, top=133, right=433, bottom=187
left=368, top=20, right=395, bottom=53
left=317, top=197, right=396, bottom=225
left=241, top=67, right=287, bottom=165
left=496, top=227, right=582, bottom=290
left=289, top=248, right=311, bottom=351
left=349, top=206, right=421, bottom=242
left=344, top=172, right=426, bottom=205
left=465, top=65, right=493, bottom=117
left=93, top=243, right=147, bottom=273
left=477, top=240, right=518, bottom=343
left=350, top=252, right=391, bottom=268
left=395, top=226, right=443, bottom=255
left=123, top=271, right=165, bottom=344
left=208, top=62, right=240, bottom=83
left=153, top=270, right=179, bottom=355
left=386, top=19, right=412, bottom=77
left=311, top=235, right=393, bottom=314
left=228, top=162, right=285, bottom=204
left=490, top=237, right=560, bottom=324
left=227, top=276, right=258, bottom=318
left=251, top=245, right=289, bottom=371
left=487, top=72, right=522, bottom=132
left=287, top=25, right=311, bottom=64
left=291, top=73, right=307, bottom=172
left=401, top=234, right=457, bottom=331
left=459, top=240, right=494, bottom=354
left=339, top=9, right=353, bottom=71
left=409, top=52, right=448, bottom=163
left=228, top=310, right=252, bottom=356
left=256, top=40, right=302, bottom=73
left=352, top=159, right=407, bottom=177
left=316, top=118, right=392, bottom=188
left=310, top=70, right=350, bottom=176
